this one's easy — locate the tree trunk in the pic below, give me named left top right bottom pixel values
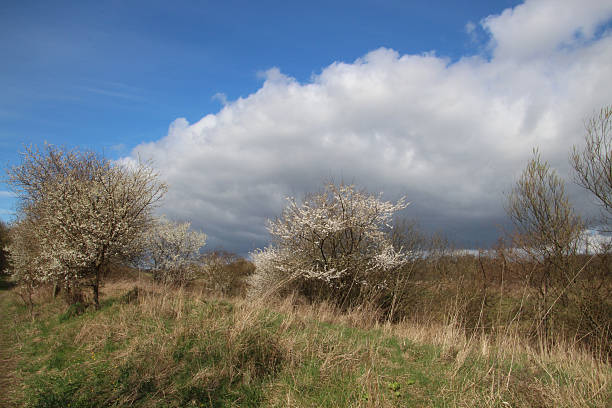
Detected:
left=92, top=269, right=100, bottom=310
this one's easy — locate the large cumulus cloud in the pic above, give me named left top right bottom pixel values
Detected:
left=128, top=0, right=612, bottom=253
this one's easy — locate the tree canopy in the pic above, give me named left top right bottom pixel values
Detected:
left=6, top=145, right=167, bottom=307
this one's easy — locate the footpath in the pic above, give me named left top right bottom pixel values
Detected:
left=0, top=277, right=18, bottom=407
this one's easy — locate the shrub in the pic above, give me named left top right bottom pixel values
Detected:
left=200, top=250, right=255, bottom=296
left=249, top=182, right=409, bottom=312
left=139, top=216, right=207, bottom=285
left=0, top=220, right=9, bottom=275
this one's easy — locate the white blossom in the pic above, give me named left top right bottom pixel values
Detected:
left=139, top=216, right=207, bottom=285
left=249, top=183, right=409, bottom=301
left=6, top=145, right=166, bottom=306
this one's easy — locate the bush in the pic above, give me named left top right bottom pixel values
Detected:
left=139, top=216, right=207, bottom=285
left=200, top=250, right=255, bottom=296
left=0, top=221, right=9, bottom=275
left=249, top=182, right=409, bottom=313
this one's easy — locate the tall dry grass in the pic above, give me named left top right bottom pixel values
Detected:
left=6, top=271, right=611, bottom=407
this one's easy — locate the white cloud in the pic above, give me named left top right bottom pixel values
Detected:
left=212, top=92, right=228, bottom=106
left=127, top=0, right=612, bottom=253
left=482, top=0, right=612, bottom=60
left=465, top=21, right=476, bottom=34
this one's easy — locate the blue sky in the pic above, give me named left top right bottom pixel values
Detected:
left=1, top=0, right=517, bottom=157
left=2, top=0, right=612, bottom=253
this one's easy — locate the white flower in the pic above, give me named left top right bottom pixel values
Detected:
left=249, top=182, right=409, bottom=299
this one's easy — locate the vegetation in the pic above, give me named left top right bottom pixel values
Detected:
left=2, top=106, right=612, bottom=406
left=200, top=250, right=256, bottom=297
left=138, top=216, right=208, bottom=285
left=250, top=183, right=409, bottom=314
left=6, top=145, right=167, bottom=308
left=1, top=273, right=610, bottom=408
left=0, top=220, right=10, bottom=275
left=505, top=149, right=584, bottom=339
left=572, top=105, right=612, bottom=225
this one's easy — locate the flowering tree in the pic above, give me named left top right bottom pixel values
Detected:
left=250, top=183, right=409, bottom=308
left=7, top=145, right=167, bottom=308
left=140, top=216, right=207, bottom=285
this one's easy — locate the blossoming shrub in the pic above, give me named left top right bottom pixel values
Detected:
left=5, top=218, right=44, bottom=308
left=0, top=221, right=10, bottom=276
left=140, top=216, right=207, bottom=285
left=249, top=183, right=409, bottom=311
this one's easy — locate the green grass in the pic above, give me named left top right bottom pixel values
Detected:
left=1, top=279, right=611, bottom=407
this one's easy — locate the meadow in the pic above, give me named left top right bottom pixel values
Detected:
left=1, top=255, right=610, bottom=408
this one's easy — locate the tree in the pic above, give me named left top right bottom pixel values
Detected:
left=506, top=149, right=583, bottom=335
left=569, top=105, right=612, bottom=349
left=571, top=105, right=612, bottom=228
left=249, top=182, right=409, bottom=309
left=388, top=218, right=427, bottom=261
left=507, top=150, right=583, bottom=260
left=0, top=220, right=10, bottom=275
left=6, top=145, right=167, bottom=308
left=140, top=216, right=207, bottom=285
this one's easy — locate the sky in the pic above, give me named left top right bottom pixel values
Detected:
left=1, top=0, right=612, bottom=254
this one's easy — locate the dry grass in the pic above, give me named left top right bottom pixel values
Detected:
left=248, top=285, right=612, bottom=407
left=3, top=278, right=611, bottom=407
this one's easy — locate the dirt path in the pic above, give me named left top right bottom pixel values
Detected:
left=0, top=278, right=19, bottom=407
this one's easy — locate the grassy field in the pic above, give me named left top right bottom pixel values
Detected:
left=1, top=275, right=610, bottom=408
